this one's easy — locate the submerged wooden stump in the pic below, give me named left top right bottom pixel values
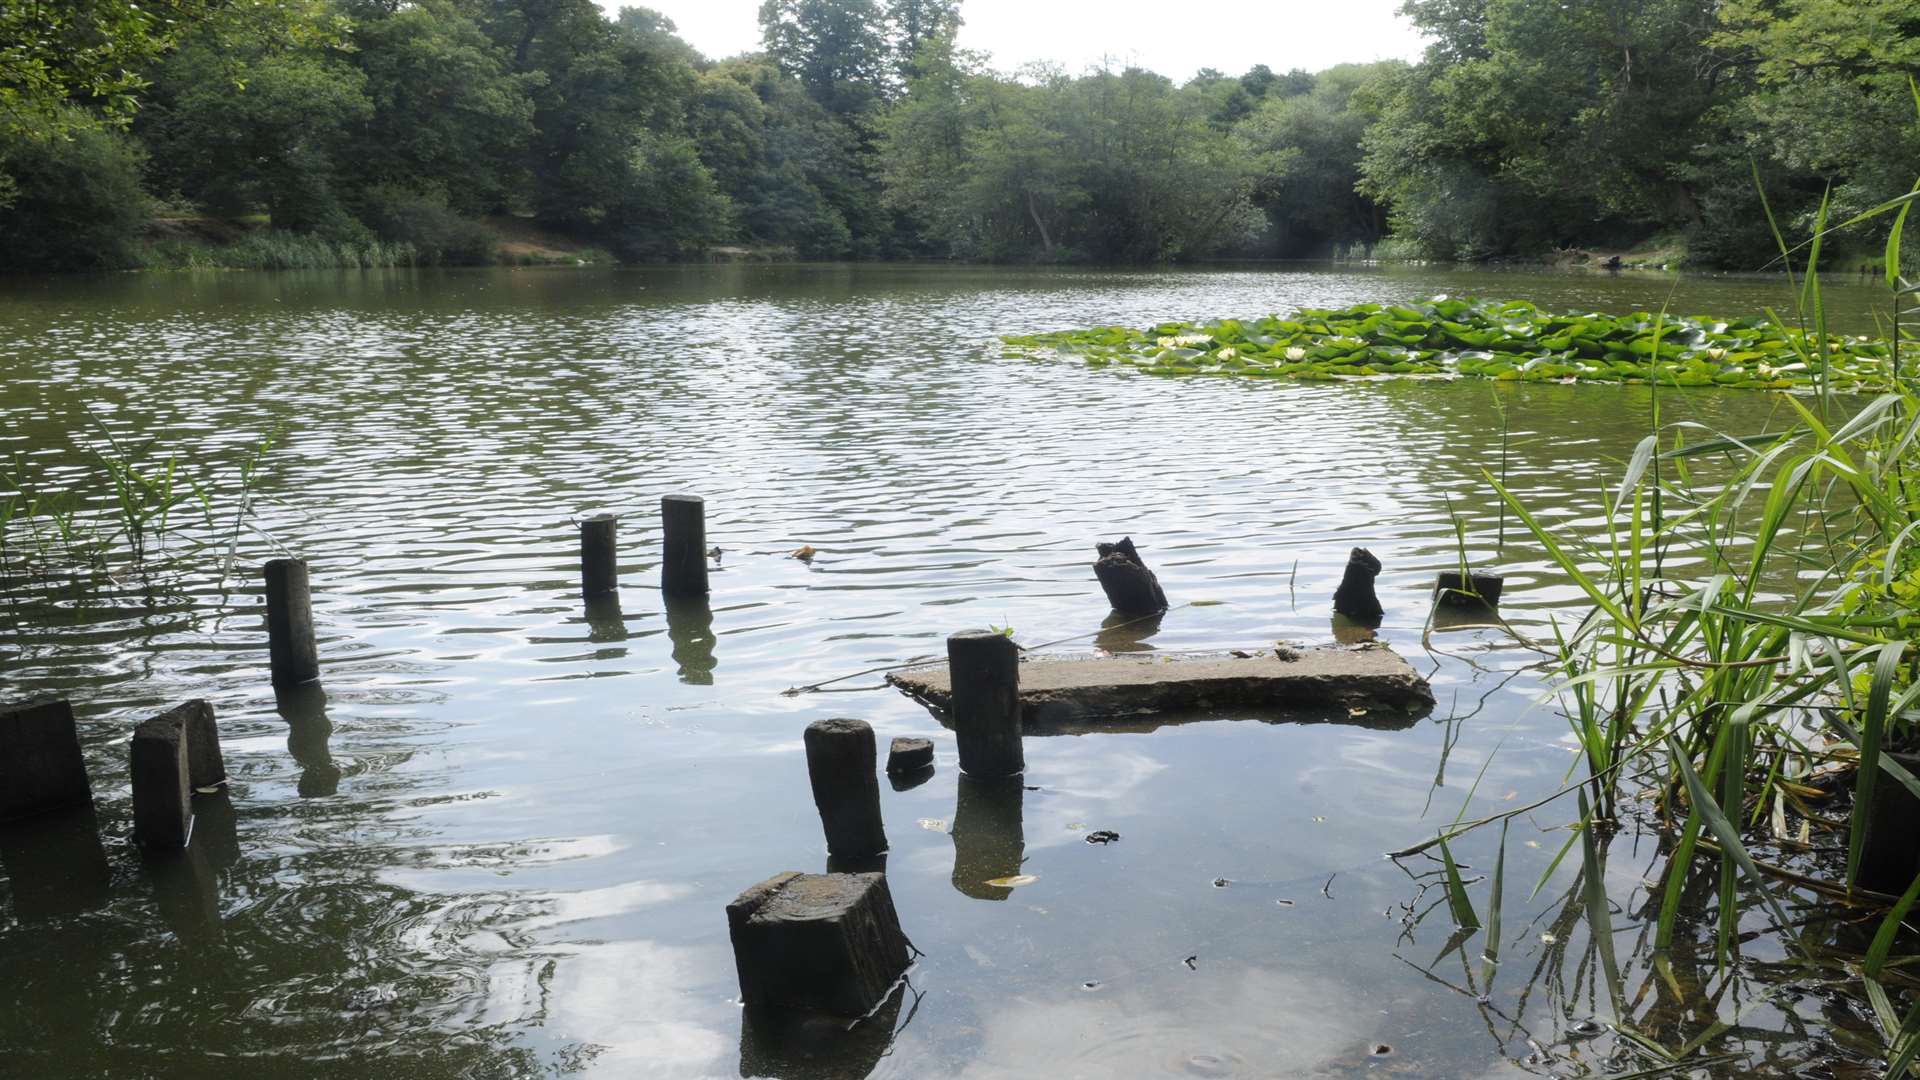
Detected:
left=804, top=719, right=887, bottom=860
left=1434, top=571, right=1504, bottom=609
left=265, top=558, right=320, bottom=687
left=661, top=494, right=709, bottom=597
left=131, top=712, right=192, bottom=850
left=1860, top=751, right=1920, bottom=895
left=947, top=630, right=1023, bottom=779
left=1093, top=537, right=1168, bottom=615
left=154, top=700, right=227, bottom=792
left=1332, top=547, right=1383, bottom=624
left=579, top=513, right=619, bottom=598
left=886, top=736, right=934, bottom=777
left=0, top=699, right=94, bottom=822
left=726, top=871, right=911, bottom=1017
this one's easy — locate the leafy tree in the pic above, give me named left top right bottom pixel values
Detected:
left=1237, top=63, right=1402, bottom=256
left=141, top=37, right=373, bottom=234
left=759, top=0, right=890, bottom=117
left=348, top=2, right=537, bottom=216
left=0, top=108, right=151, bottom=268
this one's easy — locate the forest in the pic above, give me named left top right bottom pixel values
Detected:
left=1, top=0, right=1916, bottom=271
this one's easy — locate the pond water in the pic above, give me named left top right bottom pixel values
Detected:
left=0, top=264, right=1901, bottom=1078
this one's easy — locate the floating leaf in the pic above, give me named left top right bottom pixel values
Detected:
left=985, top=874, right=1037, bottom=887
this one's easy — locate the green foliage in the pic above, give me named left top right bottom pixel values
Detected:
left=1003, top=296, right=1901, bottom=390
left=356, top=186, right=498, bottom=266
left=0, top=109, right=151, bottom=270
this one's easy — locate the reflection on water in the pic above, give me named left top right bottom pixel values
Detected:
left=277, top=683, right=341, bottom=798
left=1093, top=609, right=1163, bottom=653
left=582, top=593, right=629, bottom=646
left=0, top=806, right=111, bottom=921
left=665, top=594, right=718, bottom=685
left=0, top=264, right=1895, bottom=1077
left=950, top=777, right=1025, bottom=902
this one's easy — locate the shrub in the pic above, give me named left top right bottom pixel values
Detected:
left=0, top=109, right=151, bottom=270
left=356, top=185, right=498, bottom=266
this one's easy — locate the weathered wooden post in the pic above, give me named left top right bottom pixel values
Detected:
left=131, top=712, right=192, bottom=850
left=580, top=514, right=619, bottom=598
left=1434, top=571, right=1504, bottom=609
left=886, top=737, right=934, bottom=778
left=947, top=630, right=1023, bottom=779
left=805, top=719, right=887, bottom=860
left=726, top=871, right=911, bottom=1016
left=1860, top=751, right=1920, bottom=895
left=1093, top=537, right=1168, bottom=614
left=149, top=700, right=226, bottom=792
left=264, top=558, right=320, bottom=686
left=1332, top=547, right=1384, bottom=625
left=0, top=699, right=94, bottom=822
left=660, top=494, right=708, bottom=597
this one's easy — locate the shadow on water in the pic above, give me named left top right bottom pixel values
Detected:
left=1092, top=610, right=1164, bottom=653
left=277, top=683, right=341, bottom=798
left=0, top=805, right=112, bottom=921
left=950, top=776, right=1025, bottom=902
left=666, top=594, right=718, bottom=686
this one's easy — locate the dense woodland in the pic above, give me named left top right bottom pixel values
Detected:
left=0, top=0, right=1916, bottom=270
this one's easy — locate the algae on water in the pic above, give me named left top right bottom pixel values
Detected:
left=1000, top=296, right=1899, bottom=391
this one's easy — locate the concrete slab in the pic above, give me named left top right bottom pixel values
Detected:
left=887, top=645, right=1434, bottom=731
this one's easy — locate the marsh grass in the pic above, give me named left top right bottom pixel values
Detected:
left=1, top=420, right=288, bottom=588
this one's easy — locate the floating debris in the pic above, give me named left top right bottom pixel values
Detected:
left=1212, top=877, right=1232, bottom=888
left=984, top=874, right=1037, bottom=888
left=1183, top=955, right=1199, bottom=970
left=788, top=545, right=817, bottom=562
left=1085, top=830, right=1120, bottom=845
left=917, top=818, right=948, bottom=833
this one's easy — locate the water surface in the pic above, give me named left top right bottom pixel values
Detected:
left=0, top=264, right=1897, bottom=1078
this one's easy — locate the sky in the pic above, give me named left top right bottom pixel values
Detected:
left=618, top=0, right=1430, bottom=81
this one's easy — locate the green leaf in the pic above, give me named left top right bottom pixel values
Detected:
left=1439, top=835, right=1480, bottom=930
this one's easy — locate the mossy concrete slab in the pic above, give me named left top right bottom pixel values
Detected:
left=887, top=646, right=1434, bottom=731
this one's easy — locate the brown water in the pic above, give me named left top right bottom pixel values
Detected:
left=0, top=264, right=1900, bottom=1078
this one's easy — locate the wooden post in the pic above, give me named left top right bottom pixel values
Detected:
left=1092, top=537, right=1168, bottom=614
left=264, top=558, right=320, bottom=687
left=726, top=871, right=911, bottom=1017
left=886, top=737, right=934, bottom=777
left=149, top=700, right=226, bottom=792
left=580, top=514, right=619, bottom=598
left=660, top=494, right=708, bottom=597
left=131, top=712, right=192, bottom=850
left=1861, top=750, right=1920, bottom=894
left=1332, top=547, right=1384, bottom=625
left=1434, top=571, right=1504, bottom=609
left=947, top=630, right=1023, bottom=778
left=805, top=719, right=886, bottom=859
left=0, top=699, right=93, bottom=822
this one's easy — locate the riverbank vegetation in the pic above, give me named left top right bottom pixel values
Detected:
left=2, top=0, right=1916, bottom=272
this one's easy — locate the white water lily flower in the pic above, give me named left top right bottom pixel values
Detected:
left=1217, top=347, right=1237, bottom=360
left=1285, top=346, right=1307, bottom=361
left=1707, top=347, right=1726, bottom=361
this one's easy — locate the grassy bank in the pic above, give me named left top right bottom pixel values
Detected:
left=134, top=215, right=612, bottom=271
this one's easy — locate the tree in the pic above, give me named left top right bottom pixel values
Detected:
left=0, top=108, right=150, bottom=268
left=348, top=1, right=537, bottom=216
left=759, top=0, right=890, bottom=117
left=1237, top=63, right=1402, bottom=256
left=884, top=0, right=961, bottom=83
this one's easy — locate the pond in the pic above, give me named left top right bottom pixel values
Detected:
left=0, top=263, right=1901, bottom=1078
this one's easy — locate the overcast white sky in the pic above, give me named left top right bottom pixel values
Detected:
left=620, top=0, right=1429, bottom=81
